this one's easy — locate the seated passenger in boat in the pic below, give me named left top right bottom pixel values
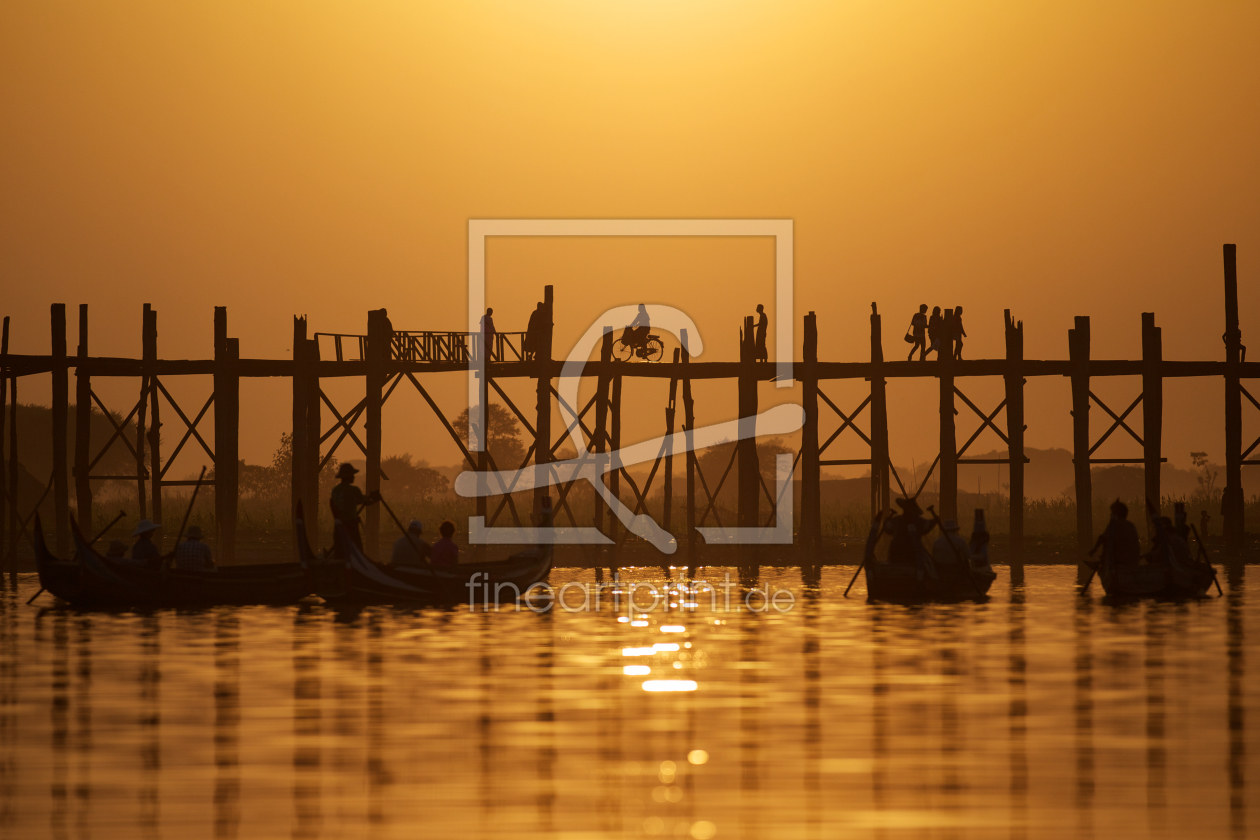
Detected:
left=126, top=519, right=162, bottom=570
left=1088, top=499, right=1142, bottom=568
left=391, top=519, right=431, bottom=567
left=884, top=497, right=935, bottom=566
left=968, top=509, right=993, bottom=572
left=932, top=518, right=970, bottom=566
left=1151, top=516, right=1194, bottom=567
left=431, top=520, right=459, bottom=568
left=173, top=525, right=215, bottom=571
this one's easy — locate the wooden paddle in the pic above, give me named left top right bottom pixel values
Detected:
left=925, top=506, right=984, bottom=596
left=27, top=509, right=127, bottom=605
left=844, top=510, right=886, bottom=598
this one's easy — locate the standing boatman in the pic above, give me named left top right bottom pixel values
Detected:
left=329, top=463, right=380, bottom=553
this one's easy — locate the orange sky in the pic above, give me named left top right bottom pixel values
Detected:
left=2, top=1, right=1259, bottom=487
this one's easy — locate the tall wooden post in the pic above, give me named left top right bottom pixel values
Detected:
left=0, top=317, right=7, bottom=564
left=51, top=304, right=70, bottom=553
left=214, top=307, right=239, bottom=563
left=870, top=305, right=890, bottom=513
left=304, top=336, right=320, bottom=540
left=534, top=286, right=554, bottom=517
left=681, top=331, right=696, bottom=555
left=1222, top=244, right=1244, bottom=548
left=135, top=305, right=150, bottom=520
left=800, top=312, right=821, bottom=547
left=1141, top=312, right=1163, bottom=533
left=1069, top=316, right=1092, bottom=555
left=7, top=365, right=17, bottom=574
left=737, top=316, right=759, bottom=528
left=1004, top=310, right=1025, bottom=569
left=609, top=374, right=622, bottom=544
left=664, top=348, right=680, bottom=536
left=938, top=309, right=957, bottom=520
left=593, top=330, right=613, bottom=536
left=144, top=306, right=161, bottom=533
left=292, top=315, right=311, bottom=539
left=365, top=309, right=386, bottom=557
left=75, top=305, right=92, bottom=533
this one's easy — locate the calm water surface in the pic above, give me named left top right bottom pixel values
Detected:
left=0, top=565, right=1254, bottom=839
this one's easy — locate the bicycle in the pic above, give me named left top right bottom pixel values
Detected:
left=614, top=333, right=665, bottom=362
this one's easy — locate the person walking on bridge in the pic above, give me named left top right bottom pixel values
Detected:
left=907, top=305, right=929, bottom=361
left=481, top=307, right=497, bottom=363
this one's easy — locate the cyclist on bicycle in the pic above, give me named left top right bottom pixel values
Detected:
left=622, top=304, right=650, bottom=352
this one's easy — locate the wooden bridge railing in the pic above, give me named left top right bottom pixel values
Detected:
left=315, top=330, right=529, bottom=364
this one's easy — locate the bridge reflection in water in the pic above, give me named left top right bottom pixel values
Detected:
left=0, top=566, right=1254, bottom=839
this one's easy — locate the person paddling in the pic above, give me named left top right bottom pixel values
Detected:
left=884, top=497, right=935, bottom=571
left=1088, top=499, right=1141, bottom=570
left=329, top=463, right=380, bottom=553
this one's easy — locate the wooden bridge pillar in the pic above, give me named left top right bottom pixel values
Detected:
left=737, top=315, right=759, bottom=528
left=6, top=337, right=16, bottom=574
left=365, top=309, right=387, bottom=557
left=74, top=305, right=92, bottom=533
left=214, top=307, right=239, bottom=563
left=136, top=305, right=150, bottom=520
left=1141, top=312, right=1163, bottom=532
left=144, top=305, right=161, bottom=534
left=938, top=309, right=957, bottom=520
left=534, top=286, right=554, bottom=517
left=870, top=305, right=890, bottom=514
left=593, top=330, right=613, bottom=536
left=1222, top=244, right=1245, bottom=548
left=681, top=332, right=696, bottom=555
left=800, top=312, right=821, bottom=547
left=1004, top=310, right=1025, bottom=569
left=1069, top=316, right=1092, bottom=555
left=0, top=318, right=8, bottom=567
left=610, top=373, right=623, bottom=544
left=51, top=304, right=70, bottom=554
left=664, top=347, right=680, bottom=536
left=291, top=315, right=320, bottom=542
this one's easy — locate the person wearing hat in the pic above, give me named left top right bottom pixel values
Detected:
left=883, top=497, right=935, bottom=567
left=173, top=524, right=215, bottom=572
left=390, top=518, right=431, bottom=568
left=932, top=517, right=970, bottom=568
left=1088, top=499, right=1142, bottom=569
left=128, top=519, right=162, bottom=570
left=329, top=462, right=380, bottom=552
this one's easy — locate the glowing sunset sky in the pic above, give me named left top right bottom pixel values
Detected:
left=2, top=1, right=1258, bottom=481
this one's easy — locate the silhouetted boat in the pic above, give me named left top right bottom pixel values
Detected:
left=296, top=506, right=553, bottom=606
left=860, top=518, right=996, bottom=602
left=33, top=515, right=313, bottom=608
left=1097, top=555, right=1215, bottom=598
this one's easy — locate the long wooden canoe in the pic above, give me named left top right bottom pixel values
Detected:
left=860, top=518, right=996, bottom=603
left=296, top=509, right=553, bottom=606
left=34, top=515, right=313, bottom=608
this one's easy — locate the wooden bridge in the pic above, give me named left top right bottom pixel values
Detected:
left=0, top=245, right=1255, bottom=573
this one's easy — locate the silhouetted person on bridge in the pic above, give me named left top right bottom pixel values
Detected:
left=927, top=306, right=943, bottom=357
left=525, top=302, right=546, bottom=361
left=952, top=306, right=967, bottom=360
left=330, top=463, right=379, bottom=554
left=906, top=305, right=929, bottom=361
left=481, top=307, right=497, bottom=362
left=754, top=304, right=768, bottom=362
left=623, top=304, right=650, bottom=351
left=381, top=308, right=395, bottom=359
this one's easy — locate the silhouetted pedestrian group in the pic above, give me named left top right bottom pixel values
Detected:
left=906, top=304, right=967, bottom=361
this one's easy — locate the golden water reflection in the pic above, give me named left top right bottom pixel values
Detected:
left=0, top=567, right=1255, bottom=838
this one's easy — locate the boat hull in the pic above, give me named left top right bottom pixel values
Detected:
left=863, top=560, right=995, bottom=603
left=34, top=517, right=313, bottom=608
left=1098, top=559, right=1214, bottom=599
